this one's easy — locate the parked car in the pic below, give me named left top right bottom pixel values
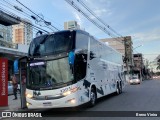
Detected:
left=129, top=76, right=141, bottom=85
left=8, top=81, right=20, bottom=95
left=153, top=76, right=158, bottom=79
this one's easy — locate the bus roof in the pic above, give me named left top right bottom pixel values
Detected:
left=34, top=29, right=122, bottom=56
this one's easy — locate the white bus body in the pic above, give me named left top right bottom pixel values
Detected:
left=26, top=30, right=125, bottom=109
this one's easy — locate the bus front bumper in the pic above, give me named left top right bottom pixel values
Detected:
left=26, top=94, right=80, bottom=109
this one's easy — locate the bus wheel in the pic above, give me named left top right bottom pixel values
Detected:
left=89, top=87, right=97, bottom=107
left=119, top=82, right=122, bottom=94
left=116, top=83, right=120, bottom=95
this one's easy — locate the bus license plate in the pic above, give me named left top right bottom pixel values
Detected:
left=43, top=102, right=52, bottom=106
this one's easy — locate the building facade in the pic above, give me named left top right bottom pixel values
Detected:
left=101, top=37, right=125, bottom=55
left=0, top=24, right=12, bottom=42
left=64, top=21, right=80, bottom=30
left=0, top=24, right=17, bottom=48
left=133, top=53, right=145, bottom=80
left=12, top=20, right=33, bottom=45
left=0, top=10, right=28, bottom=80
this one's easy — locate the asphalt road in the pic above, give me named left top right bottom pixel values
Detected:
left=3, top=79, right=160, bottom=120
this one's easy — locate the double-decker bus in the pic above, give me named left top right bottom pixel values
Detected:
left=25, top=30, right=125, bottom=109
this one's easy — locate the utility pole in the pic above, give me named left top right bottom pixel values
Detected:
left=124, top=36, right=133, bottom=82
left=124, top=37, right=129, bottom=75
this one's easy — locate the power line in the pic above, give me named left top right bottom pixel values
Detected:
left=0, top=6, right=46, bottom=33
left=15, top=0, right=59, bottom=31
left=1, top=0, right=31, bottom=16
left=0, top=7, right=49, bottom=33
left=44, top=16, right=64, bottom=30
left=66, top=0, right=114, bottom=36
left=0, top=1, right=31, bottom=18
left=77, top=0, right=123, bottom=37
left=8, top=0, right=63, bottom=30
left=65, top=0, right=123, bottom=44
left=0, top=0, right=55, bottom=32
left=11, top=0, right=63, bottom=30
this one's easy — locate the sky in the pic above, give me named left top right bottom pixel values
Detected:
left=1, top=0, right=160, bottom=62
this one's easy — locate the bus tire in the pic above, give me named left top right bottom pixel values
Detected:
left=119, top=82, right=122, bottom=94
left=116, top=82, right=120, bottom=95
left=89, top=87, right=97, bottom=107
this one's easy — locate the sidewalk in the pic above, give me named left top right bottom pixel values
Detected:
left=0, top=94, right=24, bottom=111
left=0, top=94, right=48, bottom=112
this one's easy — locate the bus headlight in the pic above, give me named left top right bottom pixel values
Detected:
left=26, top=93, right=33, bottom=99
left=62, top=87, right=79, bottom=96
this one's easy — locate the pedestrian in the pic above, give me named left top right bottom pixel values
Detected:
left=21, top=75, right=27, bottom=108
left=22, top=75, right=26, bottom=85
left=11, top=74, right=18, bottom=100
left=21, top=75, right=26, bottom=94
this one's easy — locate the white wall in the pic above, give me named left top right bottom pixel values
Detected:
left=17, top=44, right=29, bottom=53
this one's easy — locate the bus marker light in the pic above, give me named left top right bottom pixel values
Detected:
left=71, top=87, right=79, bottom=92
left=62, top=87, right=79, bottom=96
left=63, top=91, right=71, bottom=96
left=26, top=93, right=33, bottom=99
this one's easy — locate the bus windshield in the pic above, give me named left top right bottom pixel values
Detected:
left=28, top=31, right=74, bottom=56
left=28, top=57, right=74, bottom=90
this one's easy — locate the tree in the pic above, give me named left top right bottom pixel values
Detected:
left=157, top=59, right=160, bottom=70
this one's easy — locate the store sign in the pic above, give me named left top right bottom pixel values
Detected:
left=0, top=58, right=8, bottom=106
